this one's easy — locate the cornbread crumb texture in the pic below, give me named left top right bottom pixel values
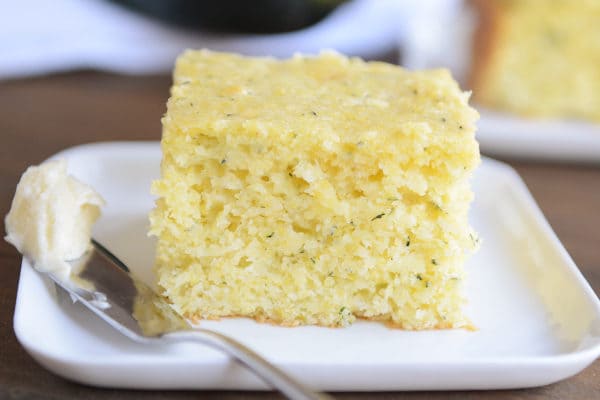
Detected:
left=470, top=0, right=600, bottom=121
left=150, top=50, right=480, bottom=330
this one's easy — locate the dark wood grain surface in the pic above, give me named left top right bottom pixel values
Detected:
left=1, top=72, right=599, bottom=400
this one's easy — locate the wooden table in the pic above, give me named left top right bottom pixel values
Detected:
left=1, top=72, right=599, bottom=400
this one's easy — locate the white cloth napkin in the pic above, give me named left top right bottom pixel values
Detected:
left=0, top=0, right=408, bottom=79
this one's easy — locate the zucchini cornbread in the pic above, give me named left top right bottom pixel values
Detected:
left=469, top=0, right=600, bottom=121
left=150, top=50, right=480, bottom=329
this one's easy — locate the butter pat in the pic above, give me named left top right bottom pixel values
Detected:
left=5, top=159, right=104, bottom=280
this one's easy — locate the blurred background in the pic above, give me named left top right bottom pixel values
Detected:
left=0, top=0, right=409, bottom=79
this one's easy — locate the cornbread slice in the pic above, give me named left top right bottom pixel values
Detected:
left=150, top=50, right=480, bottom=329
left=469, top=0, right=600, bottom=121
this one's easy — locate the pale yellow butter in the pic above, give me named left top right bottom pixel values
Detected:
left=5, top=159, right=104, bottom=280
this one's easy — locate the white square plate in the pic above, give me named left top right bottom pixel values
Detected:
left=476, top=109, right=600, bottom=163
left=13, top=142, right=600, bottom=391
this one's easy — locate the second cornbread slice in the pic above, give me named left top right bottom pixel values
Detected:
left=150, top=50, right=480, bottom=329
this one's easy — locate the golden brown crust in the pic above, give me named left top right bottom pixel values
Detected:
left=467, top=0, right=504, bottom=103
left=185, top=311, right=475, bottom=331
left=359, top=314, right=475, bottom=331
